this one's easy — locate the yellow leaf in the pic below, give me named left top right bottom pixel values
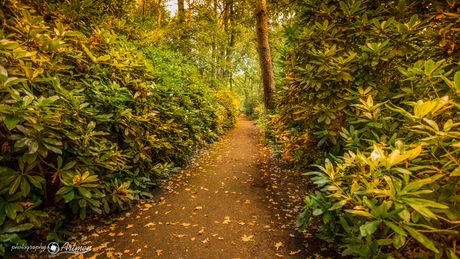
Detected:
left=124, top=250, right=130, bottom=253
left=289, top=250, right=301, bottom=255
left=241, top=234, right=255, bottom=242
left=117, top=232, right=124, bottom=236
left=126, top=224, right=133, bottom=229
left=156, top=250, right=163, bottom=255
left=275, top=254, right=283, bottom=257
left=109, top=233, right=115, bottom=236
left=275, top=242, right=283, bottom=250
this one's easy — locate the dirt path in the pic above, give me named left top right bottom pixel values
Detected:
left=48, top=115, right=340, bottom=259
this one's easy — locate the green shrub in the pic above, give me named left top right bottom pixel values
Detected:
left=298, top=93, right=460, bottom=258
left=270, top=0, right=460, bottom=258
left=271, top=0, right=460, bottom=166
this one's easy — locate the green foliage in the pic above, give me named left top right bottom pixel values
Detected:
left=0, top=0, right=238, bottom=257
left=270, top=0, right=460, bottom=257
left=298, top=96, right=460, bottom=258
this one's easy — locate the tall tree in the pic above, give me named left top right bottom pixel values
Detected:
left=255, top=0, right=275, bottom=111
left=178, top=0, right=187, bottom=54
left=226, top=1, right=234, bottom=90
left=157, top=0, right=162, bottom=29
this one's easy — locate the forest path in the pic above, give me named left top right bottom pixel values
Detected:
left=66, top=115, right=337, bottom=259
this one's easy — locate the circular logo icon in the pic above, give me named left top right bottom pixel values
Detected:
left=47, top=242, right=60, bottom=254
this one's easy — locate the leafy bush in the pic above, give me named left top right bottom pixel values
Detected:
left=270, top=0, right=460, bottom=166
left=0, top=0, right=238, bottom=257
left=270, top=0, right=460, bottom=258
left=298, top=93, right=460, bottom=258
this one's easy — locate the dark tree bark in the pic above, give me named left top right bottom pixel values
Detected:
left=178, top=0, right=187, bottom=54
left=255, top=0, right=275, bottom=111
left=178, top=0, right=185, bottom=23
left=227, top=1, right=234, bottom=90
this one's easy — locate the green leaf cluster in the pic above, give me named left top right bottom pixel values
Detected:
left=267, top=0, right=460, bottom=258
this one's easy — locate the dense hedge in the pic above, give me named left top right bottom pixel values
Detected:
left=269, top=0, right=460, bottom=258
left=0, top=0, right=238, bottom=257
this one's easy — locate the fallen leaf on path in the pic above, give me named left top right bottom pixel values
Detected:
left=275, top=242, right=283, bottom=250
left=145, top=222, right=155, bottom=227
left=174, top=234, right=187, bottom=238
left=212, top=234, right=218, bottom=237
left=181, top=223, right=191, bottom=227
left=93, top=246, right=103, bottom=252
left=132, top=239, right=137, bottom=243
left=109, top=233, right=115, bottom=237
left=117, top=232, right=124, bottom=236
left=289, top=234, right=295, bottom=237
left=223, top=216, right=231, bottom=224
left=198, top=228, right=204, bottom=235
left=87, top=225, right=95, bottom=231
left=202, top=238, right=210, bottom=243
left=126, top=224, right=133, bottom=229
left=238, top=222, right=245, bottom=225
left=191, top=237, right=196, bottom=241
left=132, top=234, right=138, bottom=236
left=275, top=254, right=283, bottom=257
left=156, top=250, right=162, bottom=255
left=124, top=250, right=130, bottom=253
left=137, top=249, right=141, bottom=253
left=290, top=250, right=301, bottom=255
left=194, top=206, right=202, bottom=210
left=106, top=251, right=113, bottom=258
left=241, top=235, right=254, bottom=242
left=149, top=228, right=156, bottom=231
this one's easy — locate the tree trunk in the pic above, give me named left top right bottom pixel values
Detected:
left=211, top=0, right=217, bottom=85
left=178, top=0, right=187, bottom=54
left=178, top=0, right=185, bottom=23
left=255, top=0, right=275, bottom=111
left=142, top=0, right=145, bottom=15
left=157, top=0, right=162, bottom=29
left=227, top=1, right=234, bottom=90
